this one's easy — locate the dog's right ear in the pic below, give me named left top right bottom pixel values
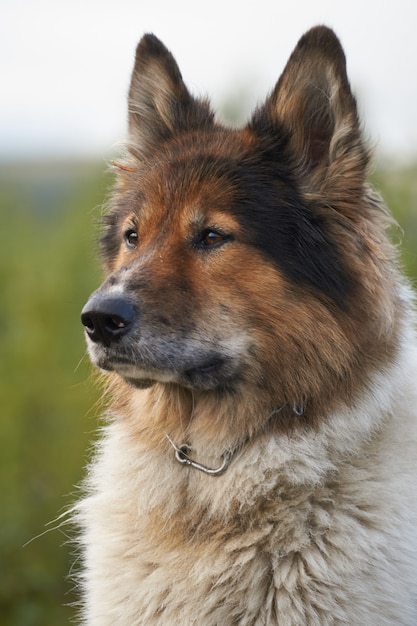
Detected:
left=127, top=34, right=213, bottom=158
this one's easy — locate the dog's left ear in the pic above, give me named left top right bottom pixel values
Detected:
left=127, top=34, right=214, bottom=158
left=252, top=26, right=369, bottom=209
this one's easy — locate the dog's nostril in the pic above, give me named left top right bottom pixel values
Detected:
left=81, top=295, right=136, bottom=345
left=104, top=315, right=129, bottom=332
left=81, top=312, right=95, bottom=333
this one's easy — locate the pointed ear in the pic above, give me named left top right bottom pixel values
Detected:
left=127, top=34, right=214, bottom=158
left=252, top=26, right=369, bottom=206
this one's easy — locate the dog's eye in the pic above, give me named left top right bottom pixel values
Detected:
left=197, top=229, right=232, bottom=249
left=124, top=228, right=138, bottom=249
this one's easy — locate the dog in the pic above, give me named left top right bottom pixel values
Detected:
left=78, top=26, right=417, bottom=624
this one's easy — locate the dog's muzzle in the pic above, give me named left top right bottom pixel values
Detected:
left=81, top=290, right=241, bottom=391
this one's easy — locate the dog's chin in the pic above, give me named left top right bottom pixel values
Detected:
left=124, top=377, right=156, bottom=389
left=113, top=360, right=235, bottom=392
left=111, top=364, right=180, bottom=388
left=120, top=369, right=228, bottom=392
left=88, top=345, right=237, bottom=391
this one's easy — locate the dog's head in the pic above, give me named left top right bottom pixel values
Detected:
left=82, top=27, right=399, bottom=425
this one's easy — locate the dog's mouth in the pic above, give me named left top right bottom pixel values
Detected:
left=124, top=377, right=156, bottom=389
left=92, top=352, right=233, bottom=391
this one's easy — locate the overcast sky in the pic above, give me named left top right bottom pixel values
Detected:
left=2, top=0, right=416, bottom=162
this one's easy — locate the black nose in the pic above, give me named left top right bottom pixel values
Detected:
left=81, top=294, right=136, bottom=345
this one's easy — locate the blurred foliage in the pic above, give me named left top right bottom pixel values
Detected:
left=0, top=159, right=416, bottom=625
left=372, top=163, right=417, bottom=281
left=0, top=161, right=106, bottom=625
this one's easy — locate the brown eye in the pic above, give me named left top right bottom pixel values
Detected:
left=124, top=228, right=138, bottom=249
left=198, top=228, right=232, bottom=249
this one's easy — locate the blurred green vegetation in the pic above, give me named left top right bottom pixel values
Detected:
left=0, top=159, right=416, bottom=625
left=0, top=161, right=105, bottom=625
left=373, top=163, right=417, bottom=279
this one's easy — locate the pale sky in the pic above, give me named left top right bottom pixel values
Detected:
left=2, top=0, right=417, bottom=161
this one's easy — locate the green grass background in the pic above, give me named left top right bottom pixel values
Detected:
left=1, top=159, right=416, bottom=625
